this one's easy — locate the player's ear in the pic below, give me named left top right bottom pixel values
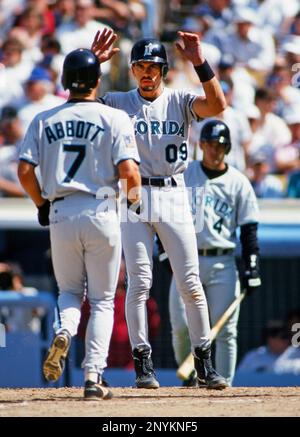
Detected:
left=199, top=141, right=204, bottom=151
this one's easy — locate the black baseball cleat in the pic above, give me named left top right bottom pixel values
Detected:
left=133, top=346, right=160, bottom=389
left=84, top=380, right=113, bottom=400
left=194, top=346, right=228, bottom=390
left=43, top=330, right=71, bottom=382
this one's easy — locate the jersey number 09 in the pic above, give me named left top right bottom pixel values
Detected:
left=165, top=142, right=188, bottom=163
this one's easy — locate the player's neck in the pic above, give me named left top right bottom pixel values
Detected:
left=201, top=160, right=226, bottom=172
left=68, top=88, right=98, bottom=101
left=201, top=162, right=228, bottom=180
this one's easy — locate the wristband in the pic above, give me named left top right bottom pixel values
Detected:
left=194, top=60, right=215, bottom=83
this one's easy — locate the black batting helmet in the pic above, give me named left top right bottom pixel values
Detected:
left=62, top=48, right=101, bottom=93
left=200, top=120, right=231, bottom=154
left=130, top=38, right=169, bottom=77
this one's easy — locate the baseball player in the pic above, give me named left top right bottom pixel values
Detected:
left=18, top=48, right=141, bottom=400
left=91, top=29, right=229, bottom=390
left=168, top=120, right=261, bottom=385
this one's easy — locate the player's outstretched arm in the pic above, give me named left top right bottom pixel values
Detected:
left=91, top=28, right=120, bottom=63
left=175, top=31, right=226, bottom=118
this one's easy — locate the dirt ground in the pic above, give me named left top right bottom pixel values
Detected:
left=0, top=386, right=299, bottom=417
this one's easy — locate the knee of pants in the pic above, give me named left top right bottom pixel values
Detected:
left=89, top=295, right=115, bottom=311
left=179, top=286, right=206, bottom=306
left=127, top=270, right=153, bottom=297
left=175, top=272, right=202, bottom=298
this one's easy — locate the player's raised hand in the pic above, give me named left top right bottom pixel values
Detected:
left=91, top=28, right=120, bottom=63
left=175, top=31, right=205, bottom=66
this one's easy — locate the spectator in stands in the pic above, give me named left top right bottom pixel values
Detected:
left=0, top=261, right=41, bottom=333
left=207, top=7, right=276, bottom=83
left=93, top=1, right=147, bottom=39
left=248, top=87, right=291, bottom=173
left=194, top=0, right=233, bottom=30
left=284, top=119, right=300, bottom=196
left=255, top=0, right=299, bottom=38
left=249, top=152, right=285, bottom=198
left=215, top=77, right=252, bottom=172
left=273, top=345, right=300, bottom=374
left=166, top=16, right=221, bottom=93
left=237, top=320, right=290, bottom=373
left=10, top=6, right=45, bottom=64
left=280, top=36, right=300, bottom=80
left=55, top=0, right=107, bottom=55
left=17, top=66, right=65, bottom=131
left=273, top=310, right=300, bottom=375
left=54, top=0, right=76, bottom=28
left=180, top=16, right=221, bottom=69
left=0, top=37, right=33, bottom=111
left=26, top=0, right=56, bottom=35
left=0, top=0, right=24, bottom=43
left=287, top=169, right=300, bottom=197
left=280, top=11, right=300, bottom=47
left=285, top=308, right=300, bottom=335
left=55, top=0, right=111, bottom=86
left=267, top=64, right=300, bottom=118
left=39, top=34, right=65, bottom=94
left=217, top=54, right=256, bottom=112
left=275, top=110, right=300, bottom=174
left=0, top=106, right=25, bottom=198
left=0, top=262, right=25, bottom=292
left=189, top=77, right=252, bottom=171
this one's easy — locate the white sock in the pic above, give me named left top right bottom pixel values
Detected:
left=85, top=371, right=101, bottom=383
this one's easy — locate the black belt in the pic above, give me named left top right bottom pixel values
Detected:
left=141, top=177, right=177, bottom=187
left=198, top=248, right=234, bottom=256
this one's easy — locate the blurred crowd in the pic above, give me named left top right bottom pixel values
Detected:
left=237, top=311, right=300, bottom=376
left=1, top=0, right=300, bottom=199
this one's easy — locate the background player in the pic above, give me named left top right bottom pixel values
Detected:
left=168, top=119, right=261, bottom=385
left=92, top=29, right=228, bottom=389
left=18, top=48, right=141, bottom=400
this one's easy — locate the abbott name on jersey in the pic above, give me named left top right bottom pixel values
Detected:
left=45, top=120, right=105, bottom=144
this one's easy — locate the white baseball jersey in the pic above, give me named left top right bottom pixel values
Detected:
left=101, top=87, right=198, bottom=177
left=185, top=162, right=259, bottom=249
left=19, top=101, right=139, bottom=200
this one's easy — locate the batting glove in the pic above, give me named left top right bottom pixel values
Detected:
left=243, top=254, right=261, bottom=295
left=37, top=200, right=50, bottom=226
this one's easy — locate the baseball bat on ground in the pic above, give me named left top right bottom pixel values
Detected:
left=176, top=290, right=246, bottom=381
